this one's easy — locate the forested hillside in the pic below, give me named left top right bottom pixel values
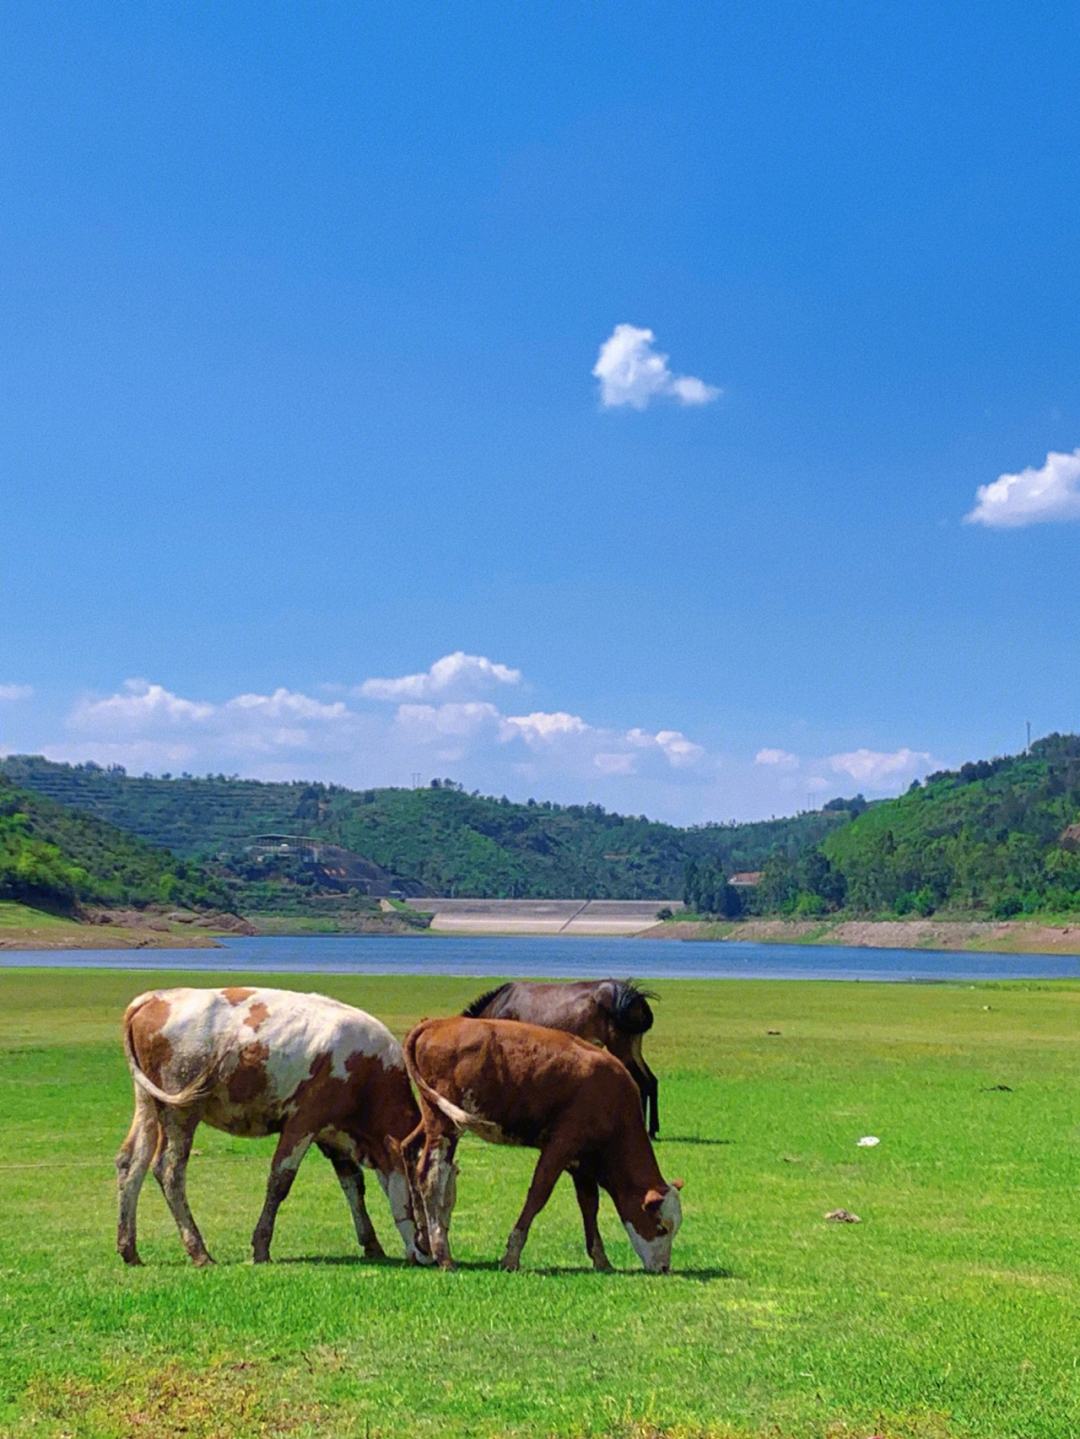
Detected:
left=0, top=756, right=854, bottom=899
left=731, top=734, right=1080, bottom=919
left=0, top=776, right=231, bottom=912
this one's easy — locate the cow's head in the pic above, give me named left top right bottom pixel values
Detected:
left=622, top=1179, right=683, bottom=1273
left=384, top=1137, right=436, bottom=1266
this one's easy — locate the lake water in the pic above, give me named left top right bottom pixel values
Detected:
left=3, top=934, right=1080, bottom=981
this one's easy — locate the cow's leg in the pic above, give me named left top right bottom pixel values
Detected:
left=412, top=1127, right=459, bottom=1270
left=317, top=1141, right=386, bottom=1260
left=571, top=1169, right=613, bottom=1272
left=252, top=1128, right=313, bottom=1263
left=151, top=1106, right=212, bottom=1266
left=116, top=1093, right=160, bottom=1266
left=375, top=1160, right=432, bottom=1264
left=501, top=1141, right=572, bottom=1272
left=611, top=1034, right=655, bottom=1136
left=630, top=1035, right=660, bottom=1137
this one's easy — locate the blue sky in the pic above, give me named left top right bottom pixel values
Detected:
left=2, top=2, right=1079, bottom=823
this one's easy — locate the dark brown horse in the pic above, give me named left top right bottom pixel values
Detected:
left=462, top=979, right=660, bottom=1136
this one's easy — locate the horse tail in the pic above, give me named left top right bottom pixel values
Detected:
left=607, top=979, right=657, bottom=1036
left=122, top=994, right=218, bottom=1107
left=402, top=1022, right=473, bottom=1130
left=460, top=982, right=513, bottom=1019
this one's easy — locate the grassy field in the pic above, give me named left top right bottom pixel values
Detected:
left=0, top=901, right=84, bottom=936
left=4, top=971, right=1080, bottom=1438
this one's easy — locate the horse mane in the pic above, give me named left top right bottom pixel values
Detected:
left=461, top=982, right=513, bottom=1019
left=604, top=979, right=657, bottom=1035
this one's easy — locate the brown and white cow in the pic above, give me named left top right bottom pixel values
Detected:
left=400, top=1016, right=683, bottom=1273
left=116, top=986, right=430, bottom=1267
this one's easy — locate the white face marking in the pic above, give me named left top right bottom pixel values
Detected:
left=381, top=1162, right=436, bottom=1265
left=623, top=1187, right=682, bottom=1273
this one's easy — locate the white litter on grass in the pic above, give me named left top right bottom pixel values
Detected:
left=857, top=1136, right=880, bottom=1147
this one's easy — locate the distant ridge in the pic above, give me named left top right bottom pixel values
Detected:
left=0, top=756, right=854, bottom=900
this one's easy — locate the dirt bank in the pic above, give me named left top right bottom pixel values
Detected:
left=639, top=917, right=1080, bottom=954
left=0, top=904, right=252, bottom=951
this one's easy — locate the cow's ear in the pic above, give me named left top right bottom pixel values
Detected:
left=670, top=1178, right=685, bottom=1191
left=643, top=1188, right=665, bottom=1210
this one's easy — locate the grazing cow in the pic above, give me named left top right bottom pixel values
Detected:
left=400, top=1016, right=683, bottom=1273
left=462, top=979, right=661, bottom=1136
left=116, top=986, right=430, bottom=1267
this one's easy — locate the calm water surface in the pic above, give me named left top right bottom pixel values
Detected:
left=2, top=934, right=1080, bottom=981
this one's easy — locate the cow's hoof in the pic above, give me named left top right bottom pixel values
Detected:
left=499, top=1255, right=521, bottom=1273
left=363, top=1242, right=388, bottom=1261
left=191, top=1253, right=215, bottom=1268
left=252, top=1253, right=270, bottom=1265
left=437, top=1258, right=456, bottom=1272
left=120, top=1251, right=143, bottom=1267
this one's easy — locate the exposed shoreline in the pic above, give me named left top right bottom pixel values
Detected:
left=639, top=916, right=1080, bottom=954
left=0, top=902, right=431, bottom=950
left=4, top=902, right=1080, bottom=955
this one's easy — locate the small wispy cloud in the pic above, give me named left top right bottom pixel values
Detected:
left=502, top=711, right=589, bottom=744
left=226, top=690, right=348, bottom=722
left=358, top=652, right=522, bottom=701
left=0, top=684, right=33, bottom=702
left=593, top=325, right=720, bottom=410
left=828, top=747, right=930, bottom=786
left=965, top=448, right=1080, bottom=528
left=628, top=728, right=705, bottom=768
left=755, top=747, right=799, bottom=769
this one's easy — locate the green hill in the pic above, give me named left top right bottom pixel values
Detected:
left=0, top=756, right=854, bottom=900
left=0, top=776, right=231, bottom=913
left=745, top=733, right=1080, bottom=919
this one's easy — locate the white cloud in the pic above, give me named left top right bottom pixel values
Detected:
left=828, top=747, right=930, bottom=787
left=359, top=652, right=521, bottom=701
left=395, top=702, right=503, bottom=740
left=225, top=689, right=348, bottom=722
left=70, top=681, right=215, bottom=731
left=592, top=324, right=720, bottom=410
left=0, top=684, right=32, bottom=702
left=965, top=448, right=1080, bottom=528
left=67, top=681, right=356, bottom=761
left=502, top=711, right=590, bottom=744
left=35, top=659, right=948, bottom=824
left=755, top=747, right=799, bottom=768
left=650, top=729, right=706, bottom=768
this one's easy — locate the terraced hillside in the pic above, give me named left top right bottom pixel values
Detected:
left=1, top=757, right=854, bottom=899
left=0, top=775, right=230, bottom=912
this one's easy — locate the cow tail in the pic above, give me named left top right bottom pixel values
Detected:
left=122, top=995, right=217, bottom=1107
left=402, top=1022, right=473, bottom=1130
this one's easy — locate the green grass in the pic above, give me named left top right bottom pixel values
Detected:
left=0, top=900, right=81, bottom=932
left=5, top=971, right=1080, bottom=1437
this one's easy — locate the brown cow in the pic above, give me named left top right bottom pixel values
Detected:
left=116, top=986, right=430, bottom=1267
left=462, top=979, right=660, bottom=1136
left=400, top=1016, right=683, bottom=1273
